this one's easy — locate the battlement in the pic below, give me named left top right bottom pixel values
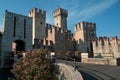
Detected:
left=4, top=10, right=31, bottom=19
left=46, top=24, right=56, bottom=34
left=53, top=8, right=68, bottom=17
left=41, top=38, right=52, bottom=46
left=92, top=36, right=118, bottom=47
left=74, top=21, right=96, bottom=32
left=46, top=23, right=73, bottom=39
left=110, top=36, right=118, bottom=40
left=34, top=38, right=53, bottom=49
left=46, top=23, right=53, bottom=29
left=29, top=7, right=46, bottom=18
left=47, top=23, right=63, bottom=34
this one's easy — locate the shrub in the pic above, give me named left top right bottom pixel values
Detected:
left=9, top=49, right=58, bottom=80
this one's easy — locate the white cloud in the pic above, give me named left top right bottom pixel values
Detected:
left=46, top=0, right=119, bottom=26
left=0, top=24, right=1, bottom=28
left=67, top=0, right=119, bottom=23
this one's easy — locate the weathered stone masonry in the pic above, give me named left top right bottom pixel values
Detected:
left=0, top=7, right=120, bottom=67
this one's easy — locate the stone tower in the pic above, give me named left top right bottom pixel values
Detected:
left=74, top=22, right=96, bottom=55
left=1, top=10, right=32, bottom=68
left=29, top=8, right=46, bottom=44
left=53, top=8, right=68, bottom=29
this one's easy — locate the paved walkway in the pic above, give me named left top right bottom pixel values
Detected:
left=58, top=60, right=120, bottom=80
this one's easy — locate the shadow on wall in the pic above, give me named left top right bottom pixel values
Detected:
left=117, top=58, right=120, bottom=66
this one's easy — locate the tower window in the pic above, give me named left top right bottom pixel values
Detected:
left=24, top=19, right=26, bottom=39
left=40, top=22, right=42, bottom=24
left=13, top=16, right=16, bottom=37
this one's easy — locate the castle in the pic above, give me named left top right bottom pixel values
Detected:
left=0, top=7, right=120, bottom=67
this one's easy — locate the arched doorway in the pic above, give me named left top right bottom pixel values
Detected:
left=12, top=40, right=25, bottom=52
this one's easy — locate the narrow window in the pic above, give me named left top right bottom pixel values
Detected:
left=40, top=22, right=42, bottom=24
left=24, top=19, right=26, bottom=39
left=13, top=16, right=16, bottom=37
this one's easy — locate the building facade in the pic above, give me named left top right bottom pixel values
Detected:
left=0, top=7, right=120, bottom=68
left=0, top=10, right=33, bottom=67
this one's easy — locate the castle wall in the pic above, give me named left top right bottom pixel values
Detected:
left=47, top=26, right=62, bottom=52
left=74, top=22, right=96, bottom=54
left=29, top=8, right=46, bottom=44
left=46, top=24, right=74, bottom=54
left=1, top=10, right=32, bottom=67
left=46, top=24, right=56, bottom=44
left=33, top=38, right=53, bottom=51
left=118, top=40, right=120, bottom=54
left=53, top=8, right=68, bottom=29
left=54, top=28, right=66, bottom=53
left=92, top=36, right=120, bottom=58
left=55, top=29, right=74, bottom=54
left=110, top=37, right=120, bottom=58
left=1, top=7, right=120, bottom=68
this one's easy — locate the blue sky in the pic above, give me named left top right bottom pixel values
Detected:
left=0, top=0, right=120, bottom=38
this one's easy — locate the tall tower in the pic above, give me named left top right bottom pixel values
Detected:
left=1, top=10, right=32, bottom=68
left=29, top=8, right=46, bottom=44
left=74, top=22, right=96, bottom=54
left=53, top=8, right=68, bottom=29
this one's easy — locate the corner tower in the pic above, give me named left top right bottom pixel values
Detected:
left=74, top=22, right=96, bottom=54
left=29, top=8, right=46, bottom=44
left=53, top=8, right=68, bottom=29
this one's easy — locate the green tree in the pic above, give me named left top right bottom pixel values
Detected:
left=9, top=49, right=58, bottom=80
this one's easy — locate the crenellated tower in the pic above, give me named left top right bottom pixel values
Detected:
left=29, top=8, right=46, bottom=44
left=74, top=21, right=96, bottom=54
left=53, top=8, right=68, bottom=29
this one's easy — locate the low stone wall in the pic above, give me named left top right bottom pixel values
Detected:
left=82, top=58, right=117, bottom=65
left=56, top=63, right=83, bottom=80
left=81, top=53, right=117, bottom=65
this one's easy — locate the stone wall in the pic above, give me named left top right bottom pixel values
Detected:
left=56, top=63, right=83, bottom=80
left=33, top=38, right=53, bottom=51
left=92, top=36, right=120, bottom=58
left=74, top=21, right=96, bottom=54
left=82, top=58, right=117, bottom=65
left=53, top=8, right=68, bottom=29
left=1, top=10, right=32, bottom=68
left=29, top=8, right=46, bottom=44
left=46, top=24, right=74, bottom=54
left=81, top=53, right=117, bottom=65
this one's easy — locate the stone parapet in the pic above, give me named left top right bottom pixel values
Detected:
left=56, top=63, right=83, bottom=80
left=82, top=58, right=117, bottom=65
